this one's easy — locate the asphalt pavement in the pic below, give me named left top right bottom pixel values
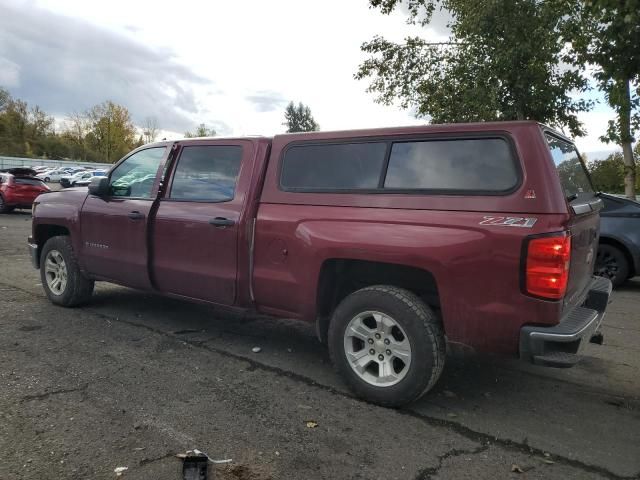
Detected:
left=1, top=206, right=639, bottom=480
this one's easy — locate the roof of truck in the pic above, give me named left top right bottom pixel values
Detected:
left=145, top=121, right=570, bottom=147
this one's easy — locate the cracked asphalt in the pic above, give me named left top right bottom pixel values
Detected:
left=1, top=208, right=639, bottom=480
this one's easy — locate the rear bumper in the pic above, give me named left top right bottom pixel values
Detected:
left=519, top=276, right=612, bottom=367
left=28, top=236, right=39, bottom=269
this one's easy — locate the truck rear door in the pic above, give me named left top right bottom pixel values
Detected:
left=151, top=140, right=255, bottom=305
left=545, top=132, right=602, bottom=309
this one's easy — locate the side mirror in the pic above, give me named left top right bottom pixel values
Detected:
left=88, top=176, right=109, bottom=196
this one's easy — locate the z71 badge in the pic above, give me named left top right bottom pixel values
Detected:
left=479, top=216, right=537, bottom=228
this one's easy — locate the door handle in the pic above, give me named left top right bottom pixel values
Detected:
left=128, top=211, right=145, bottom=220
left=209, top=217, right=235, bottom=227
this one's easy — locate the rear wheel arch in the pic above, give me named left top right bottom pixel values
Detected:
left=315, top=259, right=442, bottom=344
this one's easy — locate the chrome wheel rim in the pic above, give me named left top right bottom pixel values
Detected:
left=44, top=250, right=68, bottom=295
left=343, top=310, right=412, bottom=387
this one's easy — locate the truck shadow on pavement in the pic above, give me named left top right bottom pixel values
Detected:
left=83, top=283, right=640, bottom=477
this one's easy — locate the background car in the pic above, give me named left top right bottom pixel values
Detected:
left=60, top=170, right=107, bottom=188
left=36, top=169, right=67, bottom=183
left=595, top=193, right=640, bottom=287
left=73, top=170, right=107, bottom=187
left=0, top=168, right=50, bottom=213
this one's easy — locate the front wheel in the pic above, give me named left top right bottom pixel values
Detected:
left=0, top=194, right=14, bottom=213
left=44, top=177, right=50, bottom=183
left=41, top=236, right=94, bottom=306
left=328, top=285, right=445, bottom=407
left=595, top=244, right=629, bottom=288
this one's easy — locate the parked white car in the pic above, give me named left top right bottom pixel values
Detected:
left=73, top=170, right=107, bottom=187
left=60, top=170, right=106, bottom=188
left=36, top=169, right=67, bottom=183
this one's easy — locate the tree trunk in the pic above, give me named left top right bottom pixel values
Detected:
left=619, top=79, right=636, bottom=200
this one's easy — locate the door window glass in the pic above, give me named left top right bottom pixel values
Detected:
left=169, top=145, right=242, bottom=202
left=109, top=147, right=166, bottom=198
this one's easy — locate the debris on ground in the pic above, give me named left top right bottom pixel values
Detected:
left=252, top=346, right=261, bottom=353
left=180, top=451, right=208, bottom=480
left=114, top=466, right=128, bottom=476
left=176, top=449, right=233, bottom=464
left=305, top=420, right=318, bottom=428
left=511, top=464, right=524, bottom=473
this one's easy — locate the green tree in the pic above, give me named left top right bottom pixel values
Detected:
left=567, top=0, right=640, bottom=199
left=283, top=101, right=319, bottom=133
left=356, top=0, right=591, bottom=137
left=64, top=111, right=91, bottom=161
left=184, top=123, right=216, bottom=138
left=0, top=88, right=60, bottom=158
left=588, top=143, right=640, bottom=194
left=86, top=101, right=137, bottom=163
left=143, top=116, right=160, bottom=143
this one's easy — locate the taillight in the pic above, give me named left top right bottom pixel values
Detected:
left=524, top=233, right=571, bottom=300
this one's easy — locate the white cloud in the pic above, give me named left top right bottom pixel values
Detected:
left=0, top=57, right=21, bottom=87
left=3, top=0, right=622, bottom=153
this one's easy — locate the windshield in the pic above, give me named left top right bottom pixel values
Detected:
left=545, top=133, right=594, bottom=199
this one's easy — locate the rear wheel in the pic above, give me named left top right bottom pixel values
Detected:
left=44, top=177, right=50, bottom=183
left=595, top=244, right=629, bottom=288
left=328, top=285, right=445, bottom=407
left=41, top=236, right=94, bottom=306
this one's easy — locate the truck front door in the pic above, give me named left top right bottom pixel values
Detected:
left=151, top=140, right=253, bottom=305
left=79, top=146, right=168, bottom=289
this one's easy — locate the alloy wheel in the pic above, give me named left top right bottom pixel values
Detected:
left=44, top=249, right=68, bottom=295
left=343, top=310, right=412, bottom=387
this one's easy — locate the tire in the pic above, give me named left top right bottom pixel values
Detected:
left=595, top=244, right=629, bottom=288
left=40, top=236, right=94, bottom=307
left=44, top=177, right=50, bottom=183
left=328, top=285, right=445, bottom=407
left=0, top=194, right=14, bottom=213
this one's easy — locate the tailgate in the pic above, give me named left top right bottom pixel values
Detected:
left=565, top=207, right=600, bottom=310
left=544, top=131, right=601, bottom=310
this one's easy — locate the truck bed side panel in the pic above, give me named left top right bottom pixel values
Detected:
left=253, top=204, right=566, bottom=354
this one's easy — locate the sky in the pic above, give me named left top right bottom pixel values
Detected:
left=0, top=0, right=620, bottom=157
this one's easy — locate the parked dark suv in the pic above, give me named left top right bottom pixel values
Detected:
left=596, top=193, right=640, bottom=287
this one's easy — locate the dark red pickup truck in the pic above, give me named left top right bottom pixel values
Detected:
left=29, top=121, right=611, bottom=406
